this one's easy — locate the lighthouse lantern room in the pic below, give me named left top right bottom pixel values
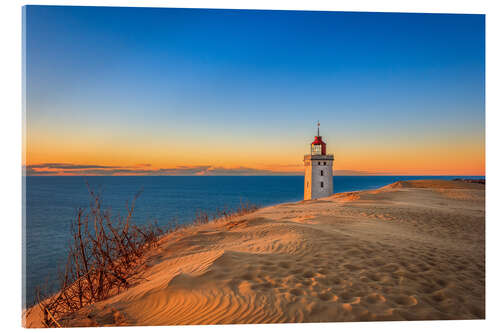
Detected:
left=304, top=122, right=334, bottom=200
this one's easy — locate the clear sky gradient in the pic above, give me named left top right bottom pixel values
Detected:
left=24, top=6, right=485, bottom=176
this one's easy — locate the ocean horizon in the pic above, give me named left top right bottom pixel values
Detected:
left=23, top=175, right=484, bottom=305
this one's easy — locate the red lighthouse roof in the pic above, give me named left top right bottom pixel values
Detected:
left=311, top=121, right=327, bottom=155
left=312, top=136, right=325, bottom=145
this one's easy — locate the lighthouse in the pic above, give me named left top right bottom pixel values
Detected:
left=304, top=122, right=334, bottom=200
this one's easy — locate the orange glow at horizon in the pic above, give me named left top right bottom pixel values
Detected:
left=25, top=134, right=485, bottom=176
left=24, top=115, right=485, bottom=176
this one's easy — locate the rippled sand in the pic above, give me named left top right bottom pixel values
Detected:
left=25, top=180, right=485, bottom=326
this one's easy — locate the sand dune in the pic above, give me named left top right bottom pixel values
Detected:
left=25, top=180, right=485, bottom=326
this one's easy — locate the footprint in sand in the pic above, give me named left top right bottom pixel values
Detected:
left=339, top=292, right=357, bottom=303
left=343, top=264, right=361, bottom=271
left=330, top=276, right=342, bottom=285
left=381, top=263, right=399, bottom=272
left=342, top=303, right=352, bottom=311
left=256, top=282, right=273, bottom=290
left=240, top=272, right=254, bottom=281
left=366, top=272, right=381, bottom=282
left=301, top=279, right=312, bottom=286
left=261, top=264, right=277, bottom=272
left=435, top=278, right=449, bottom=288
left=346, top=249, right=362, bottom=256
left=419, top=283, right=438, bottom=294
left=279, top=261, right=291, bottom=269
left=317, top=292, right=334, bottom=301
left=430, top=291, right=446, bottom=302
left=317, top=268, right=328, bottom=275
left=394, top=295, right=418, bottom=306
left=365, top=293, right=387, bottom=304
left=303, top=271, right=315, bottom=278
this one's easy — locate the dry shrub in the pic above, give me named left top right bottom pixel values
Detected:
left=35, top=185, right=162, bottom=327
left=33, top=189, right=257, bottom=327
left=195, top=200, right=258, bottom=226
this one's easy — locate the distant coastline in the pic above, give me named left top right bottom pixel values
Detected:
left=452, top=178, right=485, bottom=184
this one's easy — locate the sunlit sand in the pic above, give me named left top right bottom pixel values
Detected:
left=25, top=179, right=485, bottom=326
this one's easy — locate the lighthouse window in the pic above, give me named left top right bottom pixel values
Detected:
left=320, top=181, right=324, bottom=188
left=312, top=144, right=321, bottom=155
left=323, top=162, right=327, bottom=165
left=320, top=170, right=324, bottom=176
left=318, top=162, right=320, bottom=165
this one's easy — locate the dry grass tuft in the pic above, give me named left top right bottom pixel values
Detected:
left=32, top=188, right=258, bottom=327
left=34, top=185, right=163, bottom=327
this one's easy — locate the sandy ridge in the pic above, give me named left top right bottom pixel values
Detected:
left=25, top=180, right=485, bottom=326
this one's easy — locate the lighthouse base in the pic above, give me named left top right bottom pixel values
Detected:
left=304, top=154, right=334, bottom=200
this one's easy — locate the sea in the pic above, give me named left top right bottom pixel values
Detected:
left=23, top=175, right=484, bottom=306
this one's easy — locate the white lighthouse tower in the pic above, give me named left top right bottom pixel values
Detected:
left=304, top=122, right=334, bottom=200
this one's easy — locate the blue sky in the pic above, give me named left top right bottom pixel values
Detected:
left=24, top=6, right=485, bottom=175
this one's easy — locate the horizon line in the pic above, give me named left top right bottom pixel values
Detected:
left=23, top=163, right=484, bottom=177
left=24, top=174, right=486, bottom=177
